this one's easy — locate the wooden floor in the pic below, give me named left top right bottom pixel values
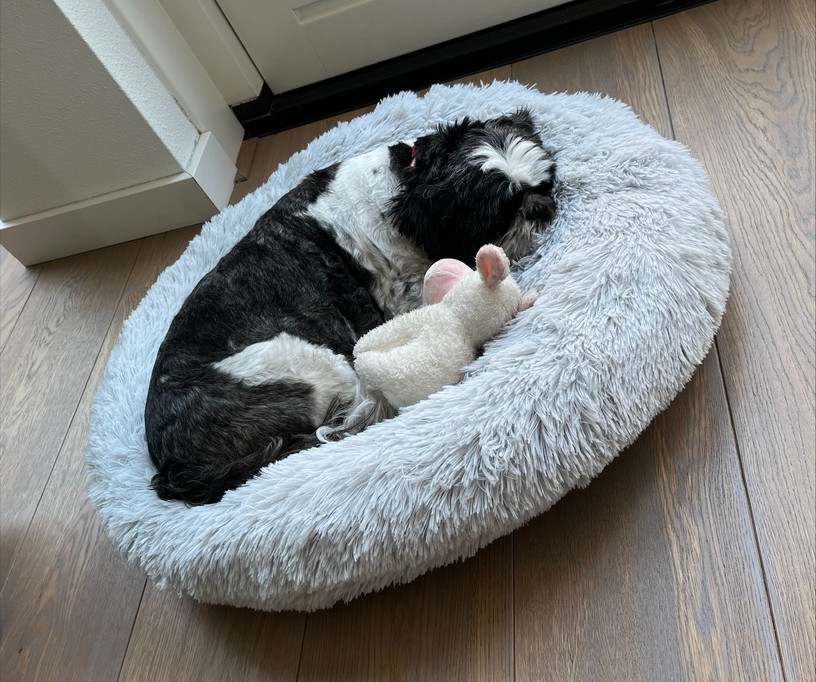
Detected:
left=1, top=1, right=813, bottom=679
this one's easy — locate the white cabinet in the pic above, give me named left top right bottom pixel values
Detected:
left=216, top=0, right=565, bottom=92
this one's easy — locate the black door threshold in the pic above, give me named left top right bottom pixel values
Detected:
left=232, top=0, right=712, bottom=138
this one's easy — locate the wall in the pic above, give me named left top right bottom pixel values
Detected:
left=158, top=0, right=263, bottom=106
left=0, top=0, right=242, bottom=265
left=0, top=0, right=197, bottom=221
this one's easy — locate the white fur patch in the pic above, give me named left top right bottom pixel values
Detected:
left=213, top=333, right=359, bottom=425
left=472, top=135, right=552, bottom=189
left=305, top=147, right=429, bottom=318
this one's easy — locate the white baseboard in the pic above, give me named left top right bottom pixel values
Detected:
left=0, top=132, right=235, bottom=266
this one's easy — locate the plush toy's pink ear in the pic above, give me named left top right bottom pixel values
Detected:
left=475, top=244, right=510, bottom=288
left=423, top=258, right=472, bottom=304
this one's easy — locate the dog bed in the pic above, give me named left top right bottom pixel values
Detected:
left=87, top=81, right=730, bottom=611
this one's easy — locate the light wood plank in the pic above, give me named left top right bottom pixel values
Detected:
left=0, top=241, right=140, bottom=588
left=234, top=137, right=258, bottom=183
left=118, top=589, right=305, bottom=682
left=0, top=246, right=40, bottom=353
left=0, top=226, right=198, bottom=682
left=233, top=105, right=379, bottom=206
left=445, top=65, right=512, bottom=87
left=298, top=537, right=512, bottom=682
left=258, top=119, right=337, bottom=182
left=331, top=104, right=376, bottom=123
left=229, top=138, right=265, bottom=205
left=654, top=1, right=815, bottom=678
left=515, top=356, right=782, bottom=681
left=416, top=65, right=513, bottom=97
left=511, top=23, right=782, bottom=680
left=512, top=24, right=672, bottom=137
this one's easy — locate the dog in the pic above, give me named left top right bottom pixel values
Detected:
left=145, top=109, right=555, bottom=505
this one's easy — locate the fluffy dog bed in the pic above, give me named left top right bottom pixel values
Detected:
left=87, top=81, right=730, bottom=611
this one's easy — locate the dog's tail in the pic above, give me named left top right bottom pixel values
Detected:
left=315, top=381, right=395, bottom=443
left=150, top=433, right=319, bottom=506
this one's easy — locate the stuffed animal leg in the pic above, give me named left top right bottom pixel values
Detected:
left=355, top=309, right=473, bottom=408
left=352, top=308, right=423, bottom=356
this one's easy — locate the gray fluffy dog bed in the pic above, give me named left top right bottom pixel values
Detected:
left=87, top=81, right=731, bottom=611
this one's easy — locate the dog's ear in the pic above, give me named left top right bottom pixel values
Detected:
left=407, top=117, right=483, bottom=172
left=416, top=117, right=484, bottom=162
left=412, top=133, right=445, bottom=167
left=489, top=108, right=536, bottom=135
left=475, top=245, right=510, bottom=288
left=441, top=117, right=485, bottom=140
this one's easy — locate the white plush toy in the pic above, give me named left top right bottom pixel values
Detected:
left=353, top=244, right=537, bottom=409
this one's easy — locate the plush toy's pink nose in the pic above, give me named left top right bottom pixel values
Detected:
left=423, top=258, right=472, bottom=304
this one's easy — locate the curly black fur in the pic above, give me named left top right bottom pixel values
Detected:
left=146, top=167, right=384, bottom=504
left=389, top=109, right=555, bottom=262
left=145, top=111, right=556, bottom=505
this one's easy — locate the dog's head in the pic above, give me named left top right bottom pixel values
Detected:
left=389, top=109, right=555, bottom=263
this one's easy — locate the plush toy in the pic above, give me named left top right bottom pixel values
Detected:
left=353, top=244, right=537, bottom=409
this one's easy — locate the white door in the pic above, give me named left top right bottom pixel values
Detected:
left=216, top=0, right=565, bottom=93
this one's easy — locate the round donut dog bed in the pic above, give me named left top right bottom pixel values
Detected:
left=87, top=81, right=730, bottom=611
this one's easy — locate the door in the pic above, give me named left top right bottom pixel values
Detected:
left=216, top=0, right=565, bottom=92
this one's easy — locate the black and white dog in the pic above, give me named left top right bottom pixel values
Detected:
left=145, top=109, right=555, bottom=505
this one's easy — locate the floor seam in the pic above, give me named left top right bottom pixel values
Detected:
left=293, top=615, right=309, bottom=682
left=0, top=240, right=144, bottom=599
left=115, top=579, right=149, bottom=682
left=654, top=20, right=787, bottom=680
left=0, top=265, right=42, bottom=356
left=714, top=338, right=788, bottom=682
left=511, top=531, right=516, bottom=682
left=650, top=21, right=677, bottom=140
